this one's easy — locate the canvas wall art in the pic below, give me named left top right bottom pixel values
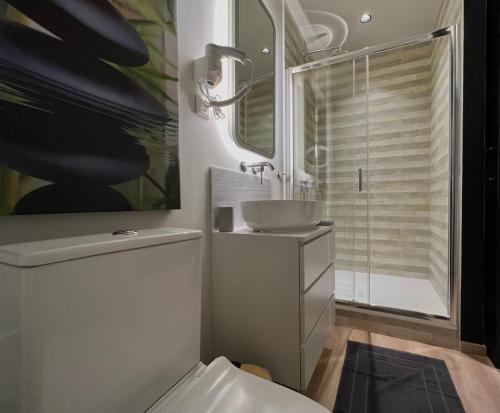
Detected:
left=0, top=0, right=180, bottom=215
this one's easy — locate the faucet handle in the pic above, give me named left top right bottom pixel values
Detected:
left=240, top=161, right=250, bottom=172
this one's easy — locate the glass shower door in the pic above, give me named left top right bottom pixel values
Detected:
left=366, top=37, right=451, bottom=317
left=351, top=57, right=370, bottom=304
left=291, top=57, right=369, bottom=304
left=290, top=31, right=453, bottom=318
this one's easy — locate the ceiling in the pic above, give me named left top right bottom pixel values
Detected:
left=292, top=0, right=444, bottom=52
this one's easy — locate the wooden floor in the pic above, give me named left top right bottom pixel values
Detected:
left=306, top=325, right=500, bottom=413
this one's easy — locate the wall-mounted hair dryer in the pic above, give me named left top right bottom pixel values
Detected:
left=194, top=43, right=254, bottom=118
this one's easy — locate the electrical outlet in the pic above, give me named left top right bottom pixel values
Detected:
left=195, top=95, right=210, bottom=120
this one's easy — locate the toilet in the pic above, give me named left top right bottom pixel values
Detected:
left=147, top=356, right=328, bottom=413
left=0, top=228, right=328, bottom=413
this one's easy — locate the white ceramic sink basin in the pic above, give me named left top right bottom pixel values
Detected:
left=241, top=200, right=323, bottom=232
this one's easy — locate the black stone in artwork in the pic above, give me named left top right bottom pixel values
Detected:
left=0, top=0, right=180, bottom=215
left=5, top=0, right=150, bottom=66
left=14, top=184, right=133, bottom=215
left=0, top=117, right=151, bottom=186
left=0, top=21, right=167, bottom=120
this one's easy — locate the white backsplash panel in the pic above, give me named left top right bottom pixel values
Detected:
left=210, top=166, right=271, bottom=231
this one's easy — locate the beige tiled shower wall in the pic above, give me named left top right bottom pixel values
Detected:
left=368, top=44, right=435, bottom=279
left=240, top=77, right=274, bottom=154
left=429, top=38, right=450, bottom=307
left=427, top=0, right=461, bottom=306
left=314, top=44, right=436, bottom=278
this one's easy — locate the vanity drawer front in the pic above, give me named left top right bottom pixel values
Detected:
left=302, top=233, right=332, bottom=291
left=302, top=265, right=333, bottom=341
left=301, top=298, right=332, bottom=389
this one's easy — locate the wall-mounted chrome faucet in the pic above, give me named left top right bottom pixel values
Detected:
left=240, top=161, right=275, bottom=173
left=240, top=161, right=275, bottom=185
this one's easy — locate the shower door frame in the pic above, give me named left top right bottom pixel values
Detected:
left=285, top=27, right=462, bottom=328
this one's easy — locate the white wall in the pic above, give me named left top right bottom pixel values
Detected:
left=0, top=0, right=285, bottom=361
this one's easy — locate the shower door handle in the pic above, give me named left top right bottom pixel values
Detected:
left=358, top=168, right=363, bottom=192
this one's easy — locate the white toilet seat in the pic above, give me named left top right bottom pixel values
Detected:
left=148, top=357, right=329, bottom=413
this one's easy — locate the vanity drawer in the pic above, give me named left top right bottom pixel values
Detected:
left=302, top=264, right=333, bottom=342
left=301, top=298, right=332, bottom=389
left=301, top=232, right=332, bottom=291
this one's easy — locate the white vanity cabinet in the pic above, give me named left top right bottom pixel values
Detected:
left=212, top=226, right=335, bottom=390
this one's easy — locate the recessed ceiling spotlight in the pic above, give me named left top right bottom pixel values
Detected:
left=262, top=47, right=272, bottom=55
left=360, top=13, right=372, bottom=23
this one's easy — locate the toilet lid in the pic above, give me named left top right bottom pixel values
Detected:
left=149, top=357, right=329, bottom=413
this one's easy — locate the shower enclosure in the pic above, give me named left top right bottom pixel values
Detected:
left=287, top=28, right=459, bottom=320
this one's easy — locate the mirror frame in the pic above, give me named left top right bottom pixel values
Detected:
left=229, top=0, right=276, bottom=158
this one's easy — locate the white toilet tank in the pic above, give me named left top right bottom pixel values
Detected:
left=0, top=228, right=202, bottom=413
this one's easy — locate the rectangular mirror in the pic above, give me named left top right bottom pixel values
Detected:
left=231, top=0, right=276, bottom=158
